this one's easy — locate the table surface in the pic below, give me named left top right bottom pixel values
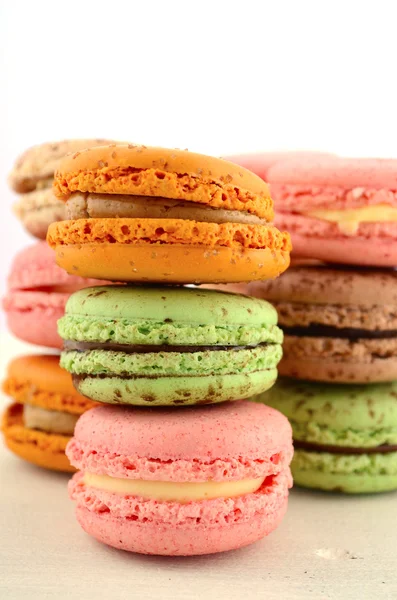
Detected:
left=0, top=335, right=396, bottom=600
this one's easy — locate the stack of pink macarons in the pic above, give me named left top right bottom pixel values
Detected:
left=225, top=152, right=397, bottom=267
left=225, top=152, right=397, bottom=495
left=3, top=241, right=105, bottom=349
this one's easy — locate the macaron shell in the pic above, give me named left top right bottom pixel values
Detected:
left=73, top=368, right=278, bottom=407
left=248, top=264, right=397, bottom=306
left=224, top=151, right=333, bottom=181
left=9, top=139, right=114, bottom=193
left=54, top=145, right=271, bottom=218
left=292, top=450, right=397, bottom=494
left=2, top=403, right=75, bottom=473
left=4, top=241, right=108, bottom=347
left=269, top=157, right=397, bottom=190
left=5, top=294, right=67, bottom=348
left=50, top=242, right=290, bottom=283
left=279, top=338, right=397, bottom=383
left=7, top=241, right=106, bottom=290
left=259, top=377, right=397, bottom=446
left=277, top=228, right=397, bottom=267
left=74, top=498, right=288, bottom=555
left=48, top=219, right=289, bottom=251
left=71, top=471, right=289, bottom=555
left=70, top=402, right=292, bottom=469
left=3, top=354, right=97, bottom=414
left=63, top=284, right=279, bottom=325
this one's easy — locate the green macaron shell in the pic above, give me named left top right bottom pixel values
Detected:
left=257, top=378, right=397, bottom=447
left=74, top=369, right=278, bottom=407
left=58, top=286, right=283, bottom=347
left=64, top=286, right=279, bottom=325
left=61, top=344, right=282, bottom=377
left=58, top=315, right=283, bottom=346
left=292, top=450, right=397, bottom=494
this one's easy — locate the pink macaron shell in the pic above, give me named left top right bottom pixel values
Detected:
left=4, top=241, right=108, bottom=348
left=223, top=151, right=333, bottom=182
left=271, top=183, right=397, bottom=211
left=8, top=241, right=107, bottom=290
left=75, top=501, right=288, bottom=556
left=3, top=290, right=68, bottom=348
left=71, top=470, right=291, bottom=556
left=275, top=213, right=397, bottom=266
left=269, top=157, right=397, bottom=190
left=67, top=403, right=293, bottom=482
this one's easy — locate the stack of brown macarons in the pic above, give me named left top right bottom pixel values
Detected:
left=2, top=140, right=110, bottom=471
left=228, top=154, right=397, bottom=494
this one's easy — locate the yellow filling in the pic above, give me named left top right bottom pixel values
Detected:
left=304, top=204, right=397, bottom=236
left=84, top=472, right=264, bottom=503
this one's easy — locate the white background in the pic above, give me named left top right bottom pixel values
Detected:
left=2, top=0, right=397, bottom=300
left=1, top=4, right=397, bottom=596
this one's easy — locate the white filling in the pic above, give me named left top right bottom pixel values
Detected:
left=23, top=405, right=78, bottom=436
left=83, top=472, right=265, bottom=503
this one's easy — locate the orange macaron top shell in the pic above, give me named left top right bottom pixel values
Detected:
left=53, top=144, right=273, bottom=219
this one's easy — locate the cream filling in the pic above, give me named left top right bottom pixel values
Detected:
left=83, top=472, right=265, bottom=503
left=303, top=203, right=397, bottom=236
left=23, top=405, right=78, bottom=436
left=14, top=187, right=65, bottom=218
left=66, top=192, right=267, bottom=225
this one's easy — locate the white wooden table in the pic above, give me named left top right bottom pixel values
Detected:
left=0, top=335, right=396, bottom=600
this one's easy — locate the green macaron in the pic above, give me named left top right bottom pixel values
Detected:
left=58, top=286, right=283, bottom=407
left=255, top=378, right=397, bottom=494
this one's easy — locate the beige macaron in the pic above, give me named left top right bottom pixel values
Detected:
left=9, top=139, right=114, bottom=239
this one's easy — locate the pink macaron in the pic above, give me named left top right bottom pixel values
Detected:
left=223, top=151, right=333, bottom=181
left=67, top=402, right=293, bottom=556
left=3, top=242, right=106, bottom=348
left=269, top=157, right=397, bottom=267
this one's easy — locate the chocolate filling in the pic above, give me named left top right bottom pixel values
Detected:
left=64, top=340, right=264, bottom=353
left=74, top=374, right=164, bottom=384
left=282, top=324, right=397, bottom=341
left=294, top=440, right=397, bottom=455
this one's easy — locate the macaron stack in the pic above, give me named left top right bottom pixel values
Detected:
left=49, top=143, right=294, bottom=555
left=2, top=141, right=108, bottom=471
left=250, top=156, right=397, bottom=494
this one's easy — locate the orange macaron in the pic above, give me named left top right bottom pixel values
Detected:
left=47, top=145, right=291, bottom=283
left=2, top=355, right=97, bottom=472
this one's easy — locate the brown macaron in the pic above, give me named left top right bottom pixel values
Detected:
left=248, top=264, right=397, bottom=383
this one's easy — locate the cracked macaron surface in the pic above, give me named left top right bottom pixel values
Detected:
left=59, top=285, right=283, bottom=406
left=249, top=264, right=397, bottom=383
left=47, top=144, right=291, bottom=283
left=66, top=401, right=293, bottom=555
left=257, top=377, right=397, bottom=494
left=268, top=156, right=397, bottom=266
